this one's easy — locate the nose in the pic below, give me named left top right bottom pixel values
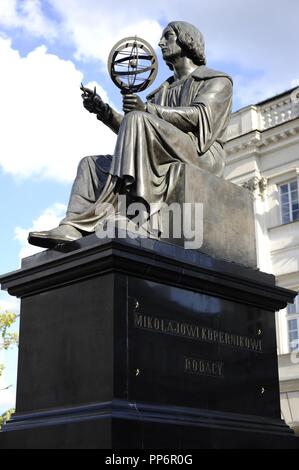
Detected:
left=158, top=37, right=166, bottom=48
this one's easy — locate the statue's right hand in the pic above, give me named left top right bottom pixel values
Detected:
left=82, top=95, right=104, bottom=114
left=81, top=84, right=106, bottom=115
left=82, top=96, right=95, bottom=113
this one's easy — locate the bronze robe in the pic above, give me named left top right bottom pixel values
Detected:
left=62, top=66, right=233, bottom=231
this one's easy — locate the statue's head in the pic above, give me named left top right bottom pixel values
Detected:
left=159, top=21, right=206, bottom=69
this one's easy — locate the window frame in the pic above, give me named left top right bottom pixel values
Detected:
left=287, top=294, right=299, bottom=352
left=279, top=179, right=299, bottom=224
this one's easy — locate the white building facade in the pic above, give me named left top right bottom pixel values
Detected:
left=224, top=87, right=299, bottom=435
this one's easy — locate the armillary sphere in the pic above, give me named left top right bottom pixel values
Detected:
left=108, top=36, right=158, bottom=94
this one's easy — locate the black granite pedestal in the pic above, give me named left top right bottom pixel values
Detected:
left=0, top=235, right=298, bottom=449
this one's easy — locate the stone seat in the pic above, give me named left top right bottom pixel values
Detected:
left=163, top=164, right=257, bottom=268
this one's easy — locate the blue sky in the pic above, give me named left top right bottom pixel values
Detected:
left=0, top=0, right=299, bottom=413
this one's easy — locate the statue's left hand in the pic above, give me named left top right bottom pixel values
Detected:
left=123, top=94, right=146, bottom=114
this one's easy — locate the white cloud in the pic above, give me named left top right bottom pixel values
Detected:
left=1, top=1, right=298, bottom=154
left=0, top=37, right=116, bottom=182
left=14, top=202, right=67, bottom=260
left=46, top=0, right=299, bottom=106
left=48, top=0, right=162, bottom=63
left=74, top=19, right=162, bottom=64
left=0, top=0, right=57, bottom=39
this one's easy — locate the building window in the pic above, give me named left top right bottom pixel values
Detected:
left=280, top=180, right=299, bottom=224
left=288, top=294, right=299, bottom=352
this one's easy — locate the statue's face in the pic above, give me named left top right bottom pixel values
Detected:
left=159, top=26, right=182, bottom=63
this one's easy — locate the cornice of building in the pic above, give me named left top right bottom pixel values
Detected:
left=270, top=242, right=299, bottom=256
left=275, top=271, right=299, bottom=288
left=225, top=117, right=299, bottom=159
left=256, top=86, right=299, bottom=107
left=279, top=379, right=299, bottom=393
left=226, top=87, right=299, bottom=143
left=262, top=163, right=299, bottom=181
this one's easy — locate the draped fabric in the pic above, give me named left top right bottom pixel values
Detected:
left=61, top=66, right=233, bottom=232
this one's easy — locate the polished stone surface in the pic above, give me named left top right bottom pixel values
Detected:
left=0, top=236, right=298, bottom=448
left=16, top=274, right=116, bottom=412
left=128, top=277, right=280, bottom=417
left=1, top=400, right=299, bottom=449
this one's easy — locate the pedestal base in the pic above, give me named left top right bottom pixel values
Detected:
left=0, top=236, right=298, bottom=449
left=1, top=400, right=298, bottom=449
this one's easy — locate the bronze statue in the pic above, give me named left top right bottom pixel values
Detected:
left=28, top=21, right=233, bottom=248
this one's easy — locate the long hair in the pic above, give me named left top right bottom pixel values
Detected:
left=167, top=21, right=206, bottom=67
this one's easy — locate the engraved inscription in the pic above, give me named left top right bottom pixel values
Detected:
left=134, top=313, right=262, bottom=353
left=184, top=357, right=224, bottom=378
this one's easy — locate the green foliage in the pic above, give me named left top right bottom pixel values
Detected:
left=1, top=332, right=19, bottom=351
left=0, top=309, right=19, bottom=381
left=0, top=310, right=19, bottom=351
left=0, top=409, right=15, bottom=429
left=0, top=308, right=19, bottom=423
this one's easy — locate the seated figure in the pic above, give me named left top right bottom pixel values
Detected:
left=29, top=21, right=233, bottom=248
